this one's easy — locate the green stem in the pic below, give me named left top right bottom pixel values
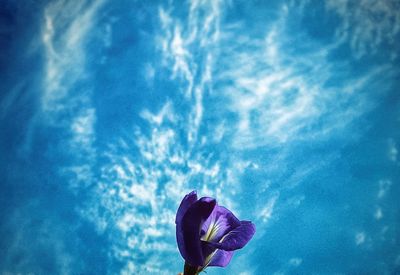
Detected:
left=184, top=262, right=199, bottom=275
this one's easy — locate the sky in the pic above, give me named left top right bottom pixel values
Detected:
left=0, top=0, right=400, bottom=274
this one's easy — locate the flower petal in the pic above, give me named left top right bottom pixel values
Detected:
left=201, top=205, right=241, bottom=242
left=176, top=191, right=198, bottom=261
left=201, top=241, right=234, bottom=267
left=181, top=197, right=216, bottom=266
left=208, top=221, right=256, bottom=251
left=208, top=249, right=234, bottom=267
left=176, top=190, right=198, bottom=225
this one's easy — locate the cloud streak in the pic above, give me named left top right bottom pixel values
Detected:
left=25, top=0, right=399, bottom=273
left=326, top=0, right=400, bottom=59
left=88, top=1, right=398, bottom=272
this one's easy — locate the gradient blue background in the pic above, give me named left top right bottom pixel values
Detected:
left=1, top=0, right=400, bottom=274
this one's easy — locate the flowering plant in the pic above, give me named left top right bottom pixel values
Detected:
left=176, top=191, right=256, bottom=275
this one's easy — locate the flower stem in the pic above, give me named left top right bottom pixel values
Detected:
left=184, top=262, right=199, bottom=275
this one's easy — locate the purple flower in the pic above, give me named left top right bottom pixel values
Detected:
left=176, top=190, right=256, bottom=274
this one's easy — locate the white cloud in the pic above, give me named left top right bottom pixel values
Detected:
left=70, top=108, right=96, bottom=148
left=85, top=97, right=237, bottom=273
left=388, top=139, right=398, bottom=162
left=374, top=207, right=383, bottom=220
left=40, top=0, right=103, bottom=195
left=144, top=63, right=156, bottom=85
left=259, top=195, right=279, bottom=223
left=41, top=0, right=104, bottom=114
left=57, top=0, right=398, bottom=273
left=326, top=0, right=400, bottom=59
left=0, top=81, right=27, bottom=120
left=378, top=179, right=392, bottom=199
left=140, top=101, right=176, bottom=125
left=157, top=1, right=222, bottom=146
left=355, top=232, right=366, bottom=245
left=215, top=6, right=382, bottom=149
left=289, top=257, right=303, bottom=267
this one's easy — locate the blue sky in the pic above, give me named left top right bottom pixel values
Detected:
left=1, top=0, right=400, bottom=274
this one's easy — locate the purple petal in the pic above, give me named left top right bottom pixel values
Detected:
left=201, top=205, right=241, bottom=243
left=201, top=241, right=234, bottom=267
left=176, top=191, right=198, bottom=261
left=181, top=197, right=216, bottom=266
left=208, top=249, right=234, bottom=267
left=208, top=221, right=256, bottom=251
left=176, top=191, right=198, bottom=225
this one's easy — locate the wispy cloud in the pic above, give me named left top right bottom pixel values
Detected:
left=259, top=195, right=279, bottom=223
left=39, top=0, right=398, bottom=273
left=374, top=207, right=383, bottom=220
left=87, top=101, right=235, bottom=273
left=388, top=138, right=398, bottom=162
left=40, top=0, right=104, bottom=193
left=355, top=232, right=366, bottom=245
left=326, top=0, right=400, bottom=60
left=217, top=10, right=386, bottom=148
left=100, top=2, right=397, bottom=272
left=377, top=179, right=392, bottom=199
left=157, top=0, right=223, bottom=146
left=289, top=257, right=303, bottom=267
left=42, top=0, right=104, bottom=114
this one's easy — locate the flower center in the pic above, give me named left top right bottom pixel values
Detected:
left=201, top=218, right=222, bottom=242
